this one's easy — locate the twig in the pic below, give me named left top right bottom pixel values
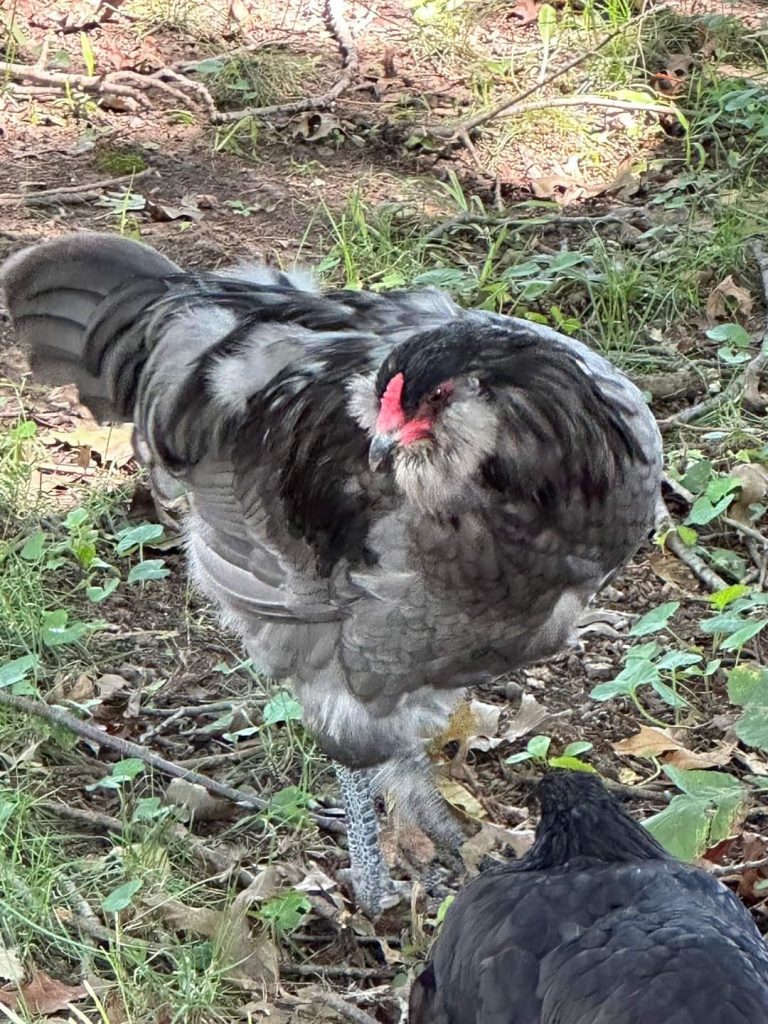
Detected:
left=0, top=691, right=344, bottom=833
left=207, top=0, right=358, bottom=123
left=421, top=206, right=647, bottom=244
left=282, top=963, right=395, bottom=980
left=40, top=798, right=261, bottom=888
left=711, top=854, right=768, bottom=877
left=663, top=529, right=728, bottom=591
left=659, top=241, right=768, bottom=429
left=722, top=517, right=768, bottom=548
left=431, top=11, right=660, bottom=141
left=307, top=989, right=379, bottom=1024
left=0, top=171, right=151, bottom=207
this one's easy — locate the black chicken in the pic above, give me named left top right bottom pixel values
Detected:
left=1, top=233, right=662, bottom=915
left=410, top=771, right=768, bottom=1024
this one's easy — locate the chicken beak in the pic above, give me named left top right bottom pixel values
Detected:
left=369, top=433, right=397, bottom=473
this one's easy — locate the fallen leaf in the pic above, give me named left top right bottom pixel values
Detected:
left=293, top=111, right=343, bottom=142
left=0, top=969, right=86, bottom=1013
left=500, top=693, right=551, bottom=744
left=161, top=883, right=278, bottom=990
left=664, top=741, right=735, bottom=769
left=0, top=948, right=23, bottom=985
left=729, top=464, right=768, bottom=524
left=437, top=778, right=486, bottom=820
left=705, top=275, right=754, bottom=321
left=146, top=197, right=203, bottom=222
left=648, top=546, right=698, bottom=590
left=165, top=779, right=235, bottom=822
left=95, top=673, right=132, bottom=699
left=613, top=725, right=683, bottom=757
left=461, top=823, right=534, bottom=873
left=50, top=423, right=135, bottom=468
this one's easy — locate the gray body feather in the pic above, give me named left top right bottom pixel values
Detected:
left=1, top=232, right=663, bottom=769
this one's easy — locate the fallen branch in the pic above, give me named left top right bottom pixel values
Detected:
left=210, top=0, right=358, bottom=122
left=1, top=1, right=357, bottom=125
left=41, top=798, right=262, bottom=888
left=0, top=171, right=151, bottom=207
left=0, top=691, right=344, bottom=834
left=307, top=989, right=379, bottom=1024
left=421, top=206, right=648, bottom=244
left=711, top=854, right=768, bottom=878
left=663, top=528, right=728, bottom=592
left=430, top=10, right=664, bottom=142
left=659, top=241, right=768, bottom=429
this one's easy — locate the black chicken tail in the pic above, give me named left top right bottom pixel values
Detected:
left=1, top=232, right=179, bottom=423
left=521, top=771, right=669, bottom=870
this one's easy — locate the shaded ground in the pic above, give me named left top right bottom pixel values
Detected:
left=1, top=0, right=768, bottom=1021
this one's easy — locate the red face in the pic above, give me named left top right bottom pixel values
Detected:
left=375, top=372, right=454, bottom=445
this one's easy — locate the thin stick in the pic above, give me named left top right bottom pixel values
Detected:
left=0, top=171, right=151, bottom=207
left=432, top=11, right=659, bottom=140
left=308, top=990, right=379, bottom=1024
left=0, top=691, right=344, bottom=833
left=208, top=0, right=358, bottom=123
left=711, top=854, right=768, bottom=877
left=660, top=240, right=768, bottom=429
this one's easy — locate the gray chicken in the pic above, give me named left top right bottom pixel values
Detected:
left=409, top=771, right=768, bottom=1023
left=1, top=233, right=662, bottom=915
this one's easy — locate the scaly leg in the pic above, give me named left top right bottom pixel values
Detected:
left=336, top=764, right=396, bottom=918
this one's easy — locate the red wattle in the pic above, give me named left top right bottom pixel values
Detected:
left=400, top=418, right=433, bottom=445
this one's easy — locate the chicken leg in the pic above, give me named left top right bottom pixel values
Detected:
left=337, top=754, right=465, bottom=917
left=336, top=765, right=397, bottom=918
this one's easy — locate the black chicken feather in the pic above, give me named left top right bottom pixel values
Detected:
left=410, top=772, right=768, bottom=1024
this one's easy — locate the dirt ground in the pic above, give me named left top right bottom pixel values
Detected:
left=2, top=0, right=768, bottom=1021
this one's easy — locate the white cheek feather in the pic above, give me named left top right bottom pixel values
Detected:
left=396, top=397, right=499, bottom=510
left=346, top=372, right=380, bottom=433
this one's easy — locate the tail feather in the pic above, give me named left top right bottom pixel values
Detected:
left=1, top=231, right=179, bottom=422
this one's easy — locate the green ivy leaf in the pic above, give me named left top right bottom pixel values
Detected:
left=526, top=735, right=551, bottom=760
left=127, top=559, right=170, bottom=583
left=262, top=691, right=303, bottom=726
left=644, top=794, right=712, bottom=860
left=629, top=602, right=679, bottom=636
left=727, top=665, right=768, bottom=707
left=115, top=523, right=164, bottom=555
left=718, top=619, right=767, bottom=651
left=0, top=654, right=39, bottom=689
left=41, top=609, right=90, bottom=648
left=20, top=531, right=46, bottom=561
left=562, top=741, right=593, bottom=757
left=101, top=878, right=142, bottom=914
left=547, top=755, right=596, bottom=773
left=735, top=706, right=768, bottom=752
left=711, top=584, right=749, bottom=611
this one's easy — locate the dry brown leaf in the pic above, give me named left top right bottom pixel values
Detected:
left=705, top=274, right=754, bottom=321
left=648, top=547, right=698, bottom=590
left=50, top=423, right=135, bottom=467
left=161, top=883, right=279, bottom=990
left=95, top=673, right=132, bottom=699
left=165, top=779, right=235, bottom=822
left=461, top=823, right=534, bottom=873
left=0, top=969, right=86, bottom=1013
left=664, top=742, right=735, bottom=769
left=729, top=464, right=768, bottom=524
left=613, top=725, right=683, bottom=757
left=438, top=778, right=486, bottom=820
